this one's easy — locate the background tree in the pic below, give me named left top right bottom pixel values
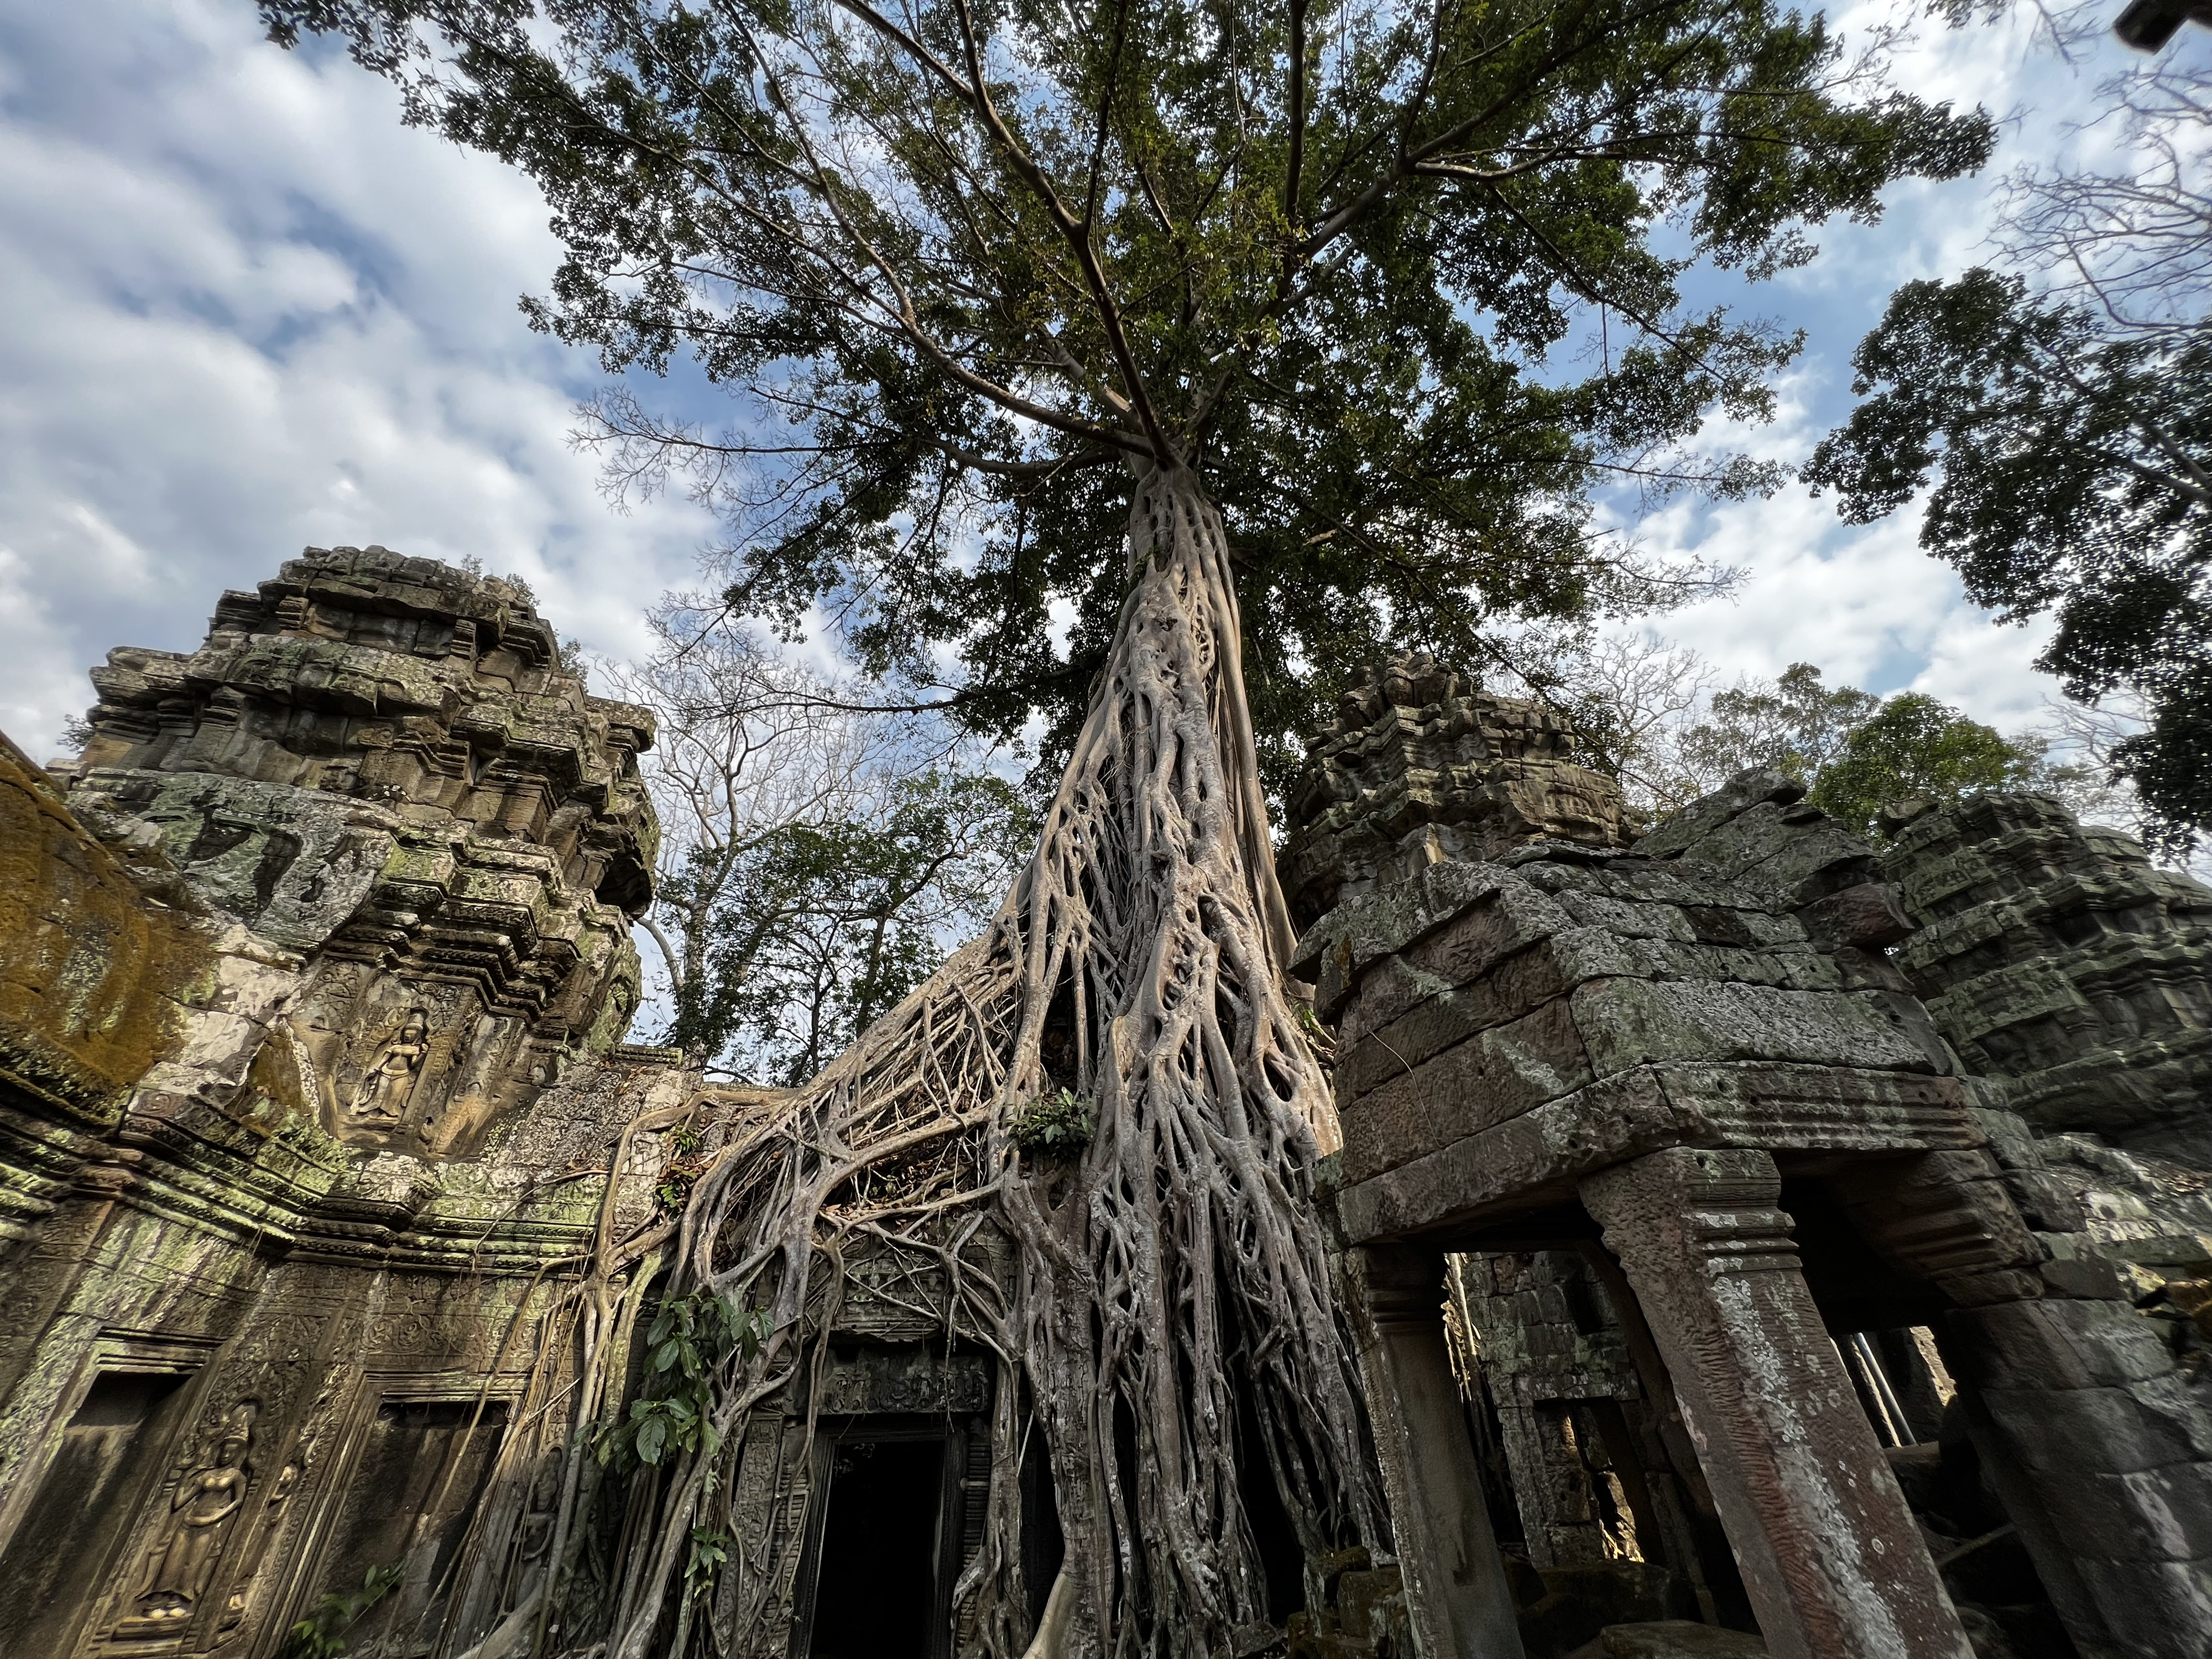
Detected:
left=1806, top=18, right=2211, bottom=853
left=1551, top=642, right=2052, bottom=835
left=1677, top=660, right=1880, bottom=800
left=682, top=768, right=1034, bottom=1081
left=1804, top=690, right=2042, bottom=836
left=602, top=613, right=894, bottom=1016
left=259, top=1, right=1997, bottom=1653
left=605, top=611, right=1030, bottom=1081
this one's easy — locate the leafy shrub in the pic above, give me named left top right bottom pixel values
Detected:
left=596, top=1291, right=771, bottom=1472
left=1011, top=1089, right=1097, bottom=1156
left=284, top=1563, right=402, bottom=1658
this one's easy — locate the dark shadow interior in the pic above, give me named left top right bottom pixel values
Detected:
left=809, top=1437, right=947, bottom=1658
left=314, top=1397, right=510, bottom=1654
left=0, top=1368, right=192, bottom=1657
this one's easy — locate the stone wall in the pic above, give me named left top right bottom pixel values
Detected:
left=1882, top=791, right=2212, bottom=1165
left=0, top=548, right=690, bottom=1659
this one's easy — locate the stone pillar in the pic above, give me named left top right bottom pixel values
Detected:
left=1345, top=1243, right=1526, bottom=1658
left=1578, top=1148, right=1971, bottom=1659
left=1829, top=1149, right=2212, bottom=1658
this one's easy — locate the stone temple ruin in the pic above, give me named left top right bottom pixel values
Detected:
left=0, top=557, right=2209, bottom=1658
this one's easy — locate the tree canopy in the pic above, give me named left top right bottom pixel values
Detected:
left=1805, top=30, right=2211, bottom=853
left=265, top=0, right=1991, bottom=792
left=1804, top=688, right=2039, bottom=837
left=664, top=766, right=1033, bottom=1081
left=1566, top=650, right=2048, bottom=833
left=1804, top=270, right=2211, bottom=851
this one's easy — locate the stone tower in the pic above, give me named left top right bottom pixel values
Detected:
left=1277, top=655, right=1636, bottom=931
left=0, top=548, right=688, bottom=1659
left=61, top=545, right=657, bottom=1155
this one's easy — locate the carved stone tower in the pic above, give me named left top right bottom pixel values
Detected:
left=62, top=546, right=657, bottom=1155
left=0, top=548, right=688, bottom=1659
left=1277, top=655, right=1635, bottom=932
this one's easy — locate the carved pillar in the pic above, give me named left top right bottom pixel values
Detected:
left=1578, top=1148, right=1971, bottom=1659
left=1344, top=1243, right=1526, bottom=1658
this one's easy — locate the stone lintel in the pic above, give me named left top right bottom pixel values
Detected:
left=1332, top=1061, right=1981, bottom=1247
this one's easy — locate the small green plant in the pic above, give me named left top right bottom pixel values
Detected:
left=1011, top=1088, right=1097, bottom=1156
left=284, top=1563, right=402, bottom=1658
left=596, top=1291, right=772, bottom=1471
left=654, top=1125, right=711, bottom=1213
left=685, top=1525, right=732, bottom=1603
left=1294, top=1003, right=1335, bottom=1054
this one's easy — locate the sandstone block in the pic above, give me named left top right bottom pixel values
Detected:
left=1569, top=978, right=1943, bottom=1078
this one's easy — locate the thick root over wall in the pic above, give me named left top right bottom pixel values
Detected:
left=591, top=467, right=1388, bottom=1658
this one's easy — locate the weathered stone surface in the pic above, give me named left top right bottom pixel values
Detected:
left=1301, top=721, right=2212, bottom=1659
left=1882, top=792, right=2212, bottom=1162
left=1580, top=1147, right=1974, bottom=1659
left=0, top=549, right=687, bottom=1659
left=1279, top=655, right=1635, bottom=932
left=1585, top=1622, right=1766, bottom=1658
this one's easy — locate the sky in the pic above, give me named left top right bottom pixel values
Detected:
left=0, top=0, right=2196, bottom=763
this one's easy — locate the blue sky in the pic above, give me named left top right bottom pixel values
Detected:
left=0, top=0, right=2195, bottom=759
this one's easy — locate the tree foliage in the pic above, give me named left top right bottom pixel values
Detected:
left=1806, top=20, right=2212, bottom=852
left=1804, top=269, right=2211, bottom=848
left=601, top=608, right=1025, bottom=1083
left=665, top=766, right=1034, bottom=1081
left=1804, top=689, right=2039, bottom=837
left=1562, top=646, right=2047, bottom=834
left=1678, top=659, right=1877, bottom=792
left=264, top=0, right=1991, bottom=794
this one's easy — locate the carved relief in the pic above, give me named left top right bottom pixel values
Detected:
left=122, top=1401, right=258, bottom=1632
left=348, top=1008, right=430, bottom=1127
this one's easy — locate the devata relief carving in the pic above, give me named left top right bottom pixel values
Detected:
left=349, top=1008, right=430, bottom=1128
left=127, top=1402, right=257, bottom=1630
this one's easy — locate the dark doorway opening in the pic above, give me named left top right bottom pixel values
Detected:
left=808, top=1437, right=949, bottom=1659
left=0, top=1368, right=194, bottom=1658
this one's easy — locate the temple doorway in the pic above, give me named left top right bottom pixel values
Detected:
left=794, top=1428, right=964, bottom=1659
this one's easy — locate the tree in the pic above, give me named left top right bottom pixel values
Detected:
left=1803, top=270, right=2210, bottom=850
left=601, top=611, right=899, bottom=1018
left=1678, top=660, right=1879, bottom=800
left=258, top=1, right=1997, bottom=1653
left=267, top=0, right=1990, bottom=796
left=605, top=609, right=1029, bottom=1082
left=676, top=768, right=1034, bottom=1081
left=1804, top=690, right=2040, bottom=837
left=1553, top=645, right=2048, bottom=836
left=1806, top=24, right=2211, bottom=853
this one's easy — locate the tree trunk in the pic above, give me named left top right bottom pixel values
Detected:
left=611, top=465, right=1386, bottom=1657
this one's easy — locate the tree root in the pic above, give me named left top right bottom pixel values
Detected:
left=580, top=466, right=1386, bottom=1658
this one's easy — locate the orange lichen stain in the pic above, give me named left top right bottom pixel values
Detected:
left=0, top=734, right=210, bottom=1124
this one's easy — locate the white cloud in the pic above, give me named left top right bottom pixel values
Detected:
left=0, top=1, right=719, bottom=757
